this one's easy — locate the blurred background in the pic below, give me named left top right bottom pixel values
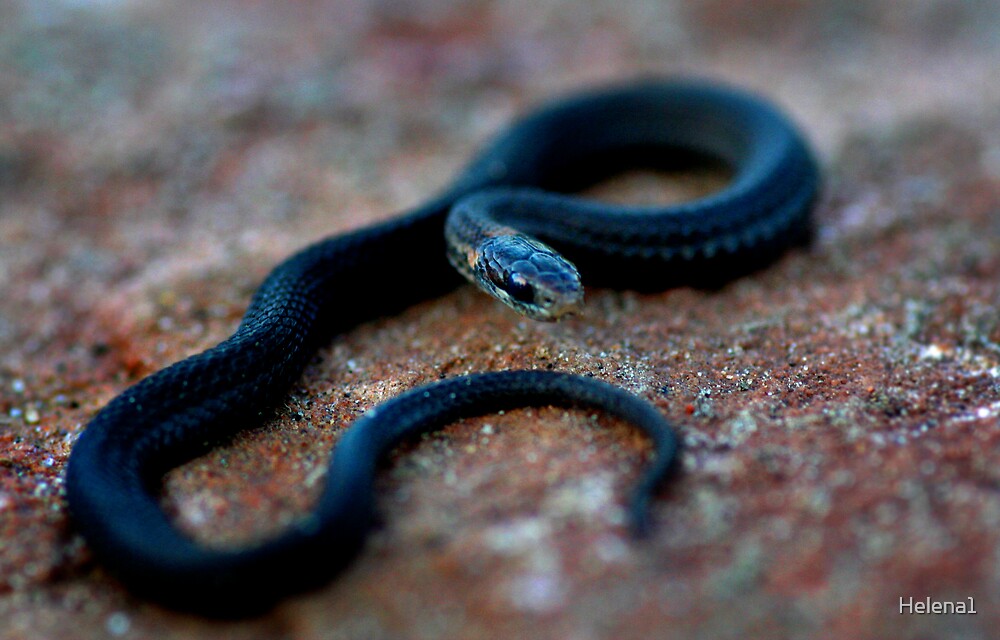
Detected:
left=2, top=1, right=999, bottom=638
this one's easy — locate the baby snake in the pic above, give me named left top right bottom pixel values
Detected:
left=66, top=79, right=819, bottom=615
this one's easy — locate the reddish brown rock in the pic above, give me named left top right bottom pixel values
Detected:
left=2, top=1, right=999, bottom=638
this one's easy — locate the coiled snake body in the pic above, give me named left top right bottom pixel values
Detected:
left=66, top=80, right=819, bottom=615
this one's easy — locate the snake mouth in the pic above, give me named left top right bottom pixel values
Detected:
left=533, top=287, right=585, bottom=321
left=479, top=274, right=584, bottom=322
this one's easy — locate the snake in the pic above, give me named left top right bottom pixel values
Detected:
left=65, top=79, right=819, bottom=615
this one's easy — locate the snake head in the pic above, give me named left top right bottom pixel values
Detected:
left=474, top=234, right=584, bottom=321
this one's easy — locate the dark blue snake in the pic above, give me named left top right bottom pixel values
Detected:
left=65, top=79, right=819, bottom=615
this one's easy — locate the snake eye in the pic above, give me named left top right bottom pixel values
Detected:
left=505, top=273, right=536, bottom=304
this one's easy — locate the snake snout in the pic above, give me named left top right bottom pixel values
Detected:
left=475, top=234, right=584, bottom=321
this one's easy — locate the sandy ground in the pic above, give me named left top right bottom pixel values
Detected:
left=2, top=0, right=1000, bottom=638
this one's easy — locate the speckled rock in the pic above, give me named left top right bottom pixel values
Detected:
left=2, top=1, right=1000, bottom=638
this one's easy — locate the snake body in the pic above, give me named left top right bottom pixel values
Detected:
left=65, top=80, right=818, bottom=615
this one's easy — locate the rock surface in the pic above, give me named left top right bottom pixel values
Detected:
left=1, top=1, right=999, bottom=638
